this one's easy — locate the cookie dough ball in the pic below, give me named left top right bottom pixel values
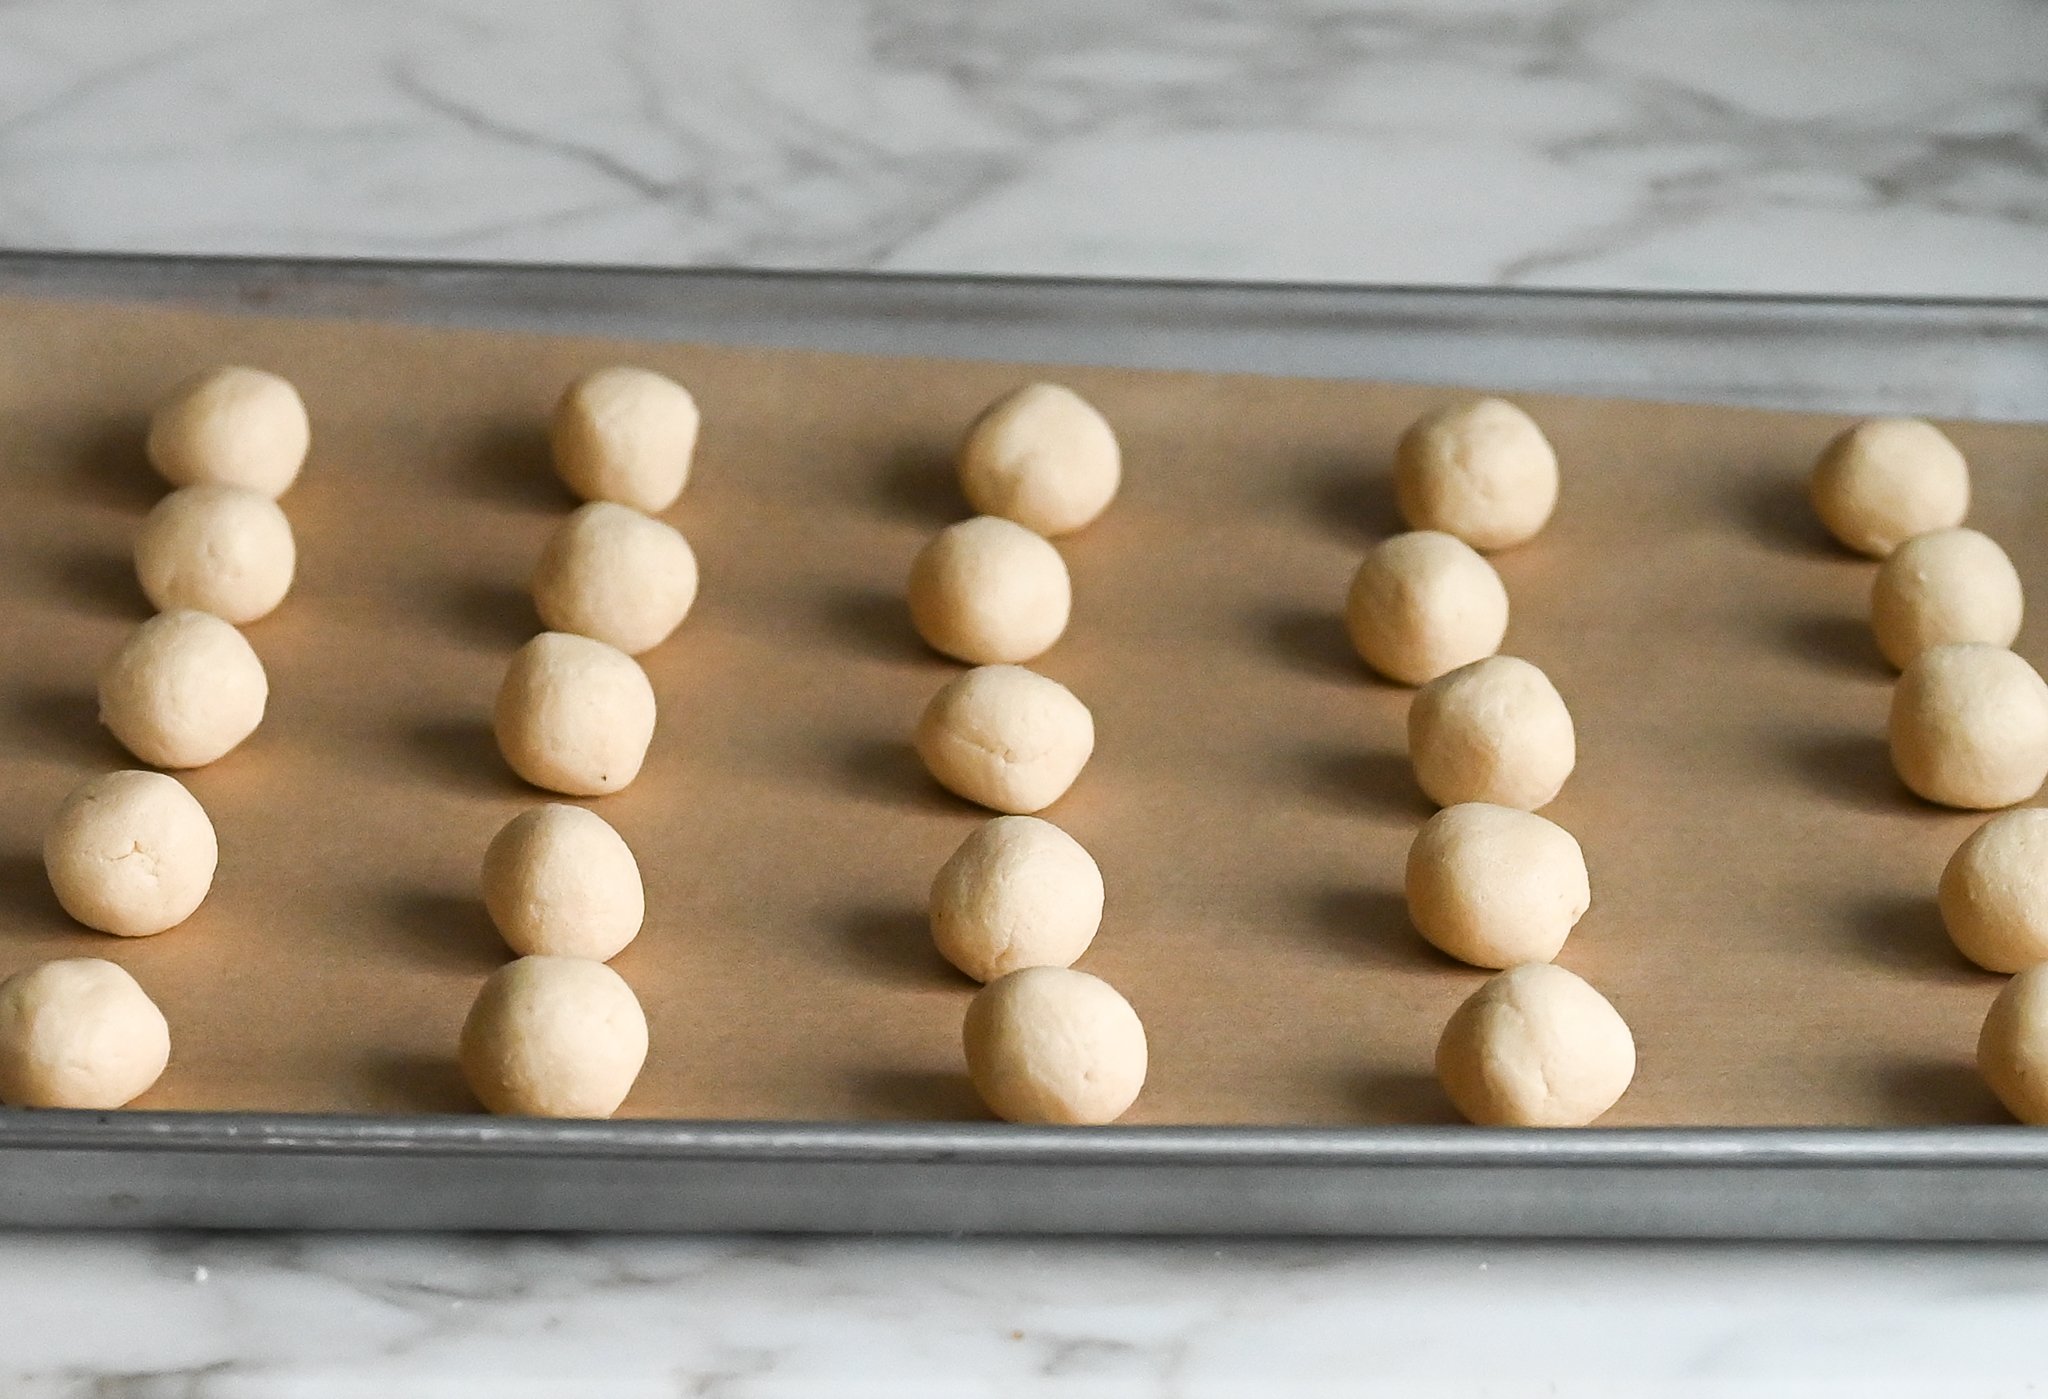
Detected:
left=962, top=966, right=1146, bottom=1124
left=1870, top=527, right=2022, bottom=671
left=1810, top=417, right=1968, bottom=558
left=458, top=956, right=648, bottom=1118
left=1408, top=655, right=1575, bottom=811
left=1435, top=962, right=1634, bottom=1127
left=1889, top=643, right=2048, bottom=809
left=1394, top=397, right=1559, bottom=552
left=1406, top=804, right=1589, bottom=969
left=483, top=804, right=644, bottom=961
left=908, top=516, right=1072, bottom=665
left=550, top=366, right=699, bottom=514
left=958, top=383, right=1120, bottom=537
left=134, top=484, right=297, bottom=624
left=1939, top=809, right=2048, bottom=973
left=931, top=816, right=1103, bottom=982
left=533, top=502, right=699, bottom=656
left=495, top=632, right=657, bottom=797
left=146, top=366, right=309, bottom=498
left=915, top=665, right=1094, bottom=814
left=44, top=770, right=217, bottom=937
left=0, top=959, right=171, bottom=1109
left=98, top=609, right=268, bottom=769
left=1345, top=531, right=1509, bottom=686
left=1978, top=964, right=2048, bottom=1124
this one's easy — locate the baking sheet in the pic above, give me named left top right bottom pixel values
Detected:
left=0, top=293, right=2039, bottom=1127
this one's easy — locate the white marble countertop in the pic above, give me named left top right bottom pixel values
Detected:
left=4, top=0, right=2048, bottom=1393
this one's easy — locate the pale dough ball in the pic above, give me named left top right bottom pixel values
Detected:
left=494, top=632, right=657, bottom=797
left=98, top=609, right=268, bottom=769
left=146, top=366, right=309, bottom=499
left=134, top=484, right=297, bottom=624
left=550, top=366, right=700, bottom=513
left=44, top=770, right=217, bottom=938
left=1978, top=963, right=2048, bottom=1124
left=962, top=966, right=1146, bottom=1124
left=0, top=959, right=170, bottom=1109
left=915, top=665, right=1094, bottom=814
left=1939, top=809, right=2048, bottom=973
left=958, top=383, right=1120, bottom=537
left=1870, top=527, right=2022, bottom=671
left=1889, top=643, right=2048, bottom=809
left=1345, top=530, right=1510, bottom=686
left=908, top=515, right=1072, bottom=665
left=1406, top=803, right=1589, bottom=969
left=483, top=804, right=644, bottom=961
left=1810, top=417, right=1969, bottom=558
left=1394, top=397, right=1559, bottom=551
left=1435, top=962, right=1634, bottom=1127
left=1408, top=655, right=1575, bottom=811
left=533, top=501, right=699, bottom=656
left=930, top=815, right=1103, bottom=983
left=459, top=955, right=648, bottom=1118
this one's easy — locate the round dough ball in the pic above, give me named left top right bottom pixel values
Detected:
left=1394, top=397, right=1559, bottom=551
left=1435, top=962, right=1634, bottom=1127
left=1889, top=643, right=2048, bottom=809
left=533, top=501, right=699, bottom=656
left=1406, top=803, right=1589, bottom=969
left=958, top=383, right=1120, bottom=537
left=1870, top=527, right=2022, bottom=671
left=44, top=770, right=217, bottom=937
left=494, top=632, right=657, bottom=797
left=1345, top=530, right=1510, bottom=686
left=134, top=484, right=297, bottom=624
left=1408, top=655, right=1575, bottom=811
left=146, top=366, right=309, bottom=499
left=931, top=816, right=1103, bottom=982
left=908, top=515, right=1072, bottom=665
left=1939, top=809, right=2048, bottom=973
left=1978, top=963, right=2048, bottom=1124
left=0, top=958, right=170, bottom=1109
left=483, top=804, right=644, bottom=961
left=459, top=955, right=648, bottom=1118
left=550, top=366, right=699, bottom=513
left=1810, top=417, right=1968, bottom=558
left=962, top=966, right=1146, bottom=1124
left=98, top=609, right=268, bottom=769
left=915, top=665, right=1094, bottom=814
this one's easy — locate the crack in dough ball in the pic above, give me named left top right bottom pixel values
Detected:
left=1810, top=417, right=1969, bottom=558
left=146, top=366, right=309, bottom=499
left=908, top=515, right=1072, bottom=665
left=0, top=958, right=170, bottom=1109
left=1408, top=655, right=1575, bottom=811
left=914, top=665, right=1094, bottom=814
left=1979, top=964, right=2048, bottom=1124
left=1940, top=809, right=2048, bottom=973
left=1406, top=804, right=1589, bottom=969
left=1345, top=530, right=1510, bottom=686
left=484, top=804, right=645, bottom=962
left=1870, top=527, right=2022, bottom=671
left=957, top=383, right=1120, bottom=537
left=533, top=501, right=699, bottom=656
left=930, top=815, right=1103, bottom=983
left=1889, top=643, right=2048, bottom=810
left=134, top=484, right=297, bottom=624
left=962, top=966, right=1146, bottom=1124
left=459, top=955, right=648, bottom=1118
left=1394, top=397, right=1559, bottom=551
left=495, top=632, right=657, bottom=797
left=1435, top=962, right=1634, bottom=1126
left=44, top=770, right=216, bottom=938
left=550, top=366, right=699, bottom=514
left=98, top=609, right=268, bottom=769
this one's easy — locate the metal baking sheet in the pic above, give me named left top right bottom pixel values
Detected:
left=0, top=251, right=2044, bottom=1238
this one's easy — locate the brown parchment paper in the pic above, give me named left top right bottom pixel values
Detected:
left=0, top=293, right=2042, bottom=1127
